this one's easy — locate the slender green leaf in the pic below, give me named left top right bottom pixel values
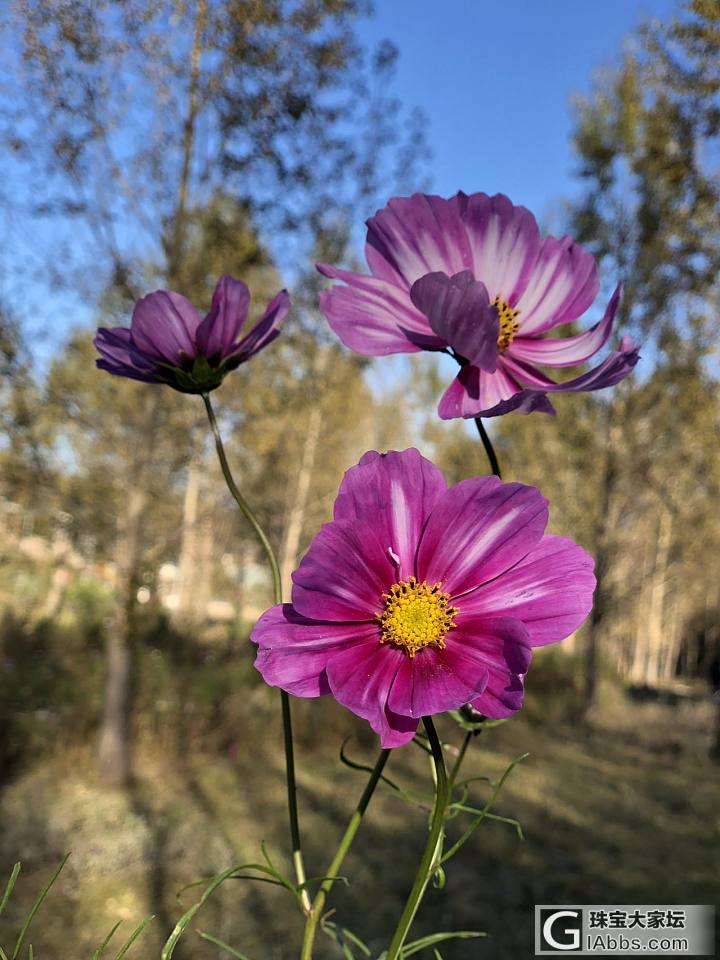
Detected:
left=112, top=915, right=154, bottom=960
left=197, top=931, right=252, bottom=959
left=12, top=854, right=69, bottom=960
left=452, top=775, right=492, bottom=792
left=228, top=875, right=288, bottom=888
left=447, top=804, right=524, bottom=839
left=432, top=950, right=443, bottom=960
left=176, top=860, right=297, bottom=902
left=296, top=874, right=349, bottom=893
left=163, top=863, right=267, bottom=959
left=0, top=946, right=9, bottom=960
left=0, top=865, right=21, bottom=918
left=92, top=920, right=122, bottom=960
left=401, top=931, right=485, bottom=957
left=26, top=947, right=32, bottom=960
left=322, top=921, right=372, bottom=958
left=340, top=740, right=427, bottom=808
left=441, top=753, right=528, bottom=864
left=259, top=843, right=298, bottom=897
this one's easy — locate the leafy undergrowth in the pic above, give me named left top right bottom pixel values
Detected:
left=0, top=673, right=718, bottom=959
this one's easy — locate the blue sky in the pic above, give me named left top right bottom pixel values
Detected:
left=357, top=0, right=676, bottom=220
left=4, top=0, right=680, bottom=366
left=356, top=0, right=678, bottom=397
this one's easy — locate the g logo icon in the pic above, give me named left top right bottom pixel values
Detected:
left=538, top=909, right=582, bottom=952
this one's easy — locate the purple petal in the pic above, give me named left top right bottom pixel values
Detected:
left=95, top=358, right=160, bottom=384
left=95, top=327, right=163, bottom=383
left=446, top=615, right=531, bottom=717
left=252, top=604, right=379, bottom=697
left=317, top=277, right=441, bottom=357
left=502, top=336, right=640, bottom=394
left=458, top=192, right=541, bottom=304
left=317, top=263, right=440, bottom=346
left=130, top=290, right=201, bottom=363
left=387, top=646, right=490, bottom=719
left=515, top=235, right=599, bottom=335
left=195, top=276, right=250, bottom=360
left=457, top=535, right=595, bottom=647
left=333, top=449, right=447, bottom=583
left=417, top=477, right=548, bottom=597
left=509, top=286, right=621, bottom=367
left=225, top=290, right=290, bottom=367
left=364, top=193, right=474, bottom=289
left=291, top=519, right=390, bottom=622
left=325, top=639, right=419, bottom=747
left=410, top=271, right=499, bottom=372
left=437, top=361, right=555, bottom=420
left=95, top=327, right=156, bottom=369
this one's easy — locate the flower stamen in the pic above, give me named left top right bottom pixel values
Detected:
left=376, top=576, right=458, bottom=657
left=492, top=295, right=520, bottom=351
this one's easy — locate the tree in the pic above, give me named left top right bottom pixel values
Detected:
left=2, top=0, right=426, bottom=783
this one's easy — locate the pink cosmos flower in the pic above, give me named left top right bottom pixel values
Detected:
left=317, top=192, right=639, bottom=418
left=252, top=449, right=595, bottom=747
left=95, top=275, right=289, bottom=394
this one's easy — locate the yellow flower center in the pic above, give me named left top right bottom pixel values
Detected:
left=493, top=295, right=520, bottom=351
left=376, top=576, right=458, bottom=657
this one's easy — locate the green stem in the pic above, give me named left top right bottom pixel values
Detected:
left=300, top=749, right=390, bottom=960
left=201, top=392, right=310, bottom=912
left=448, top=731, right=472, bottom=785
left=385, top=718, right=449, bottom=960
left=473, top=417, right=501, bottom=478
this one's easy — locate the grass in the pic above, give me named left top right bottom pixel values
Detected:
left=0, top=674, right=718, bottom=959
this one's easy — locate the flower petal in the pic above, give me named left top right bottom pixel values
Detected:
left=458, top=192, right=541, bottom=303
left=437, top=362, right=556, bottom=420
left=364, top=193, right=474, bottom=289
left=457, top=535, right=595, bottom=646
left=95, top=358, right=161, bottom=384
left=417, top=477, right=548, bottom=596
left=445, top=615, right=531, bottom=717
left=94, top=327, right=164, bottom=383
left=501, top=336, right=640, bottom=394
left=410, top=271, right=499, bottom=371
left=130, top=290, right=201, bottom=363
left=225, top=289, right=289, bottom=368
left=515, top=235, right=598, bottom=335
left=291, top=519, right=391, bottom=622
left=387, top=646, right=490, bottom=719
left=333, top=449, right=447, bottom=582
left=325, top=639, right=419, bottom=747
left=252, top=604, right=379, bottom=697
left=317, top=263, right=441, bottom=346
left=509, top=286, right=621, bottom=367
left=195, top=276, right=250, bottom=360
left=317, top=280, right=439, bottom=357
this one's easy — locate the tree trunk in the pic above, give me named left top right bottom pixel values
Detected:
left=176, top=454, right=202, bottom=619
left=97, top=386, right=162, bottom=787
left=645, top=508, right=672, bottom=685
left=584, top=404, right=623, bottom=708
left=97, top=483, right=145, bottom=786
left=278, top=347, right=329, bottom=598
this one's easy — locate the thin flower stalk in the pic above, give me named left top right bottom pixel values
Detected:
left=300, top=749, right=390, bottom=960
left=201, top=392, right=310, bottom=913
left=385, top=717, right=450, bottom=960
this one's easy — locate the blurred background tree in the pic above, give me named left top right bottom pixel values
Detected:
left=1, top=0, right=426, bottom=786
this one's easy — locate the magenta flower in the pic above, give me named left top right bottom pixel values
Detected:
left=95, top=275, right=290, bottom=393
left=317, top=192, right=639, bottom=418
left=252, top=449, right=595, bottom=748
